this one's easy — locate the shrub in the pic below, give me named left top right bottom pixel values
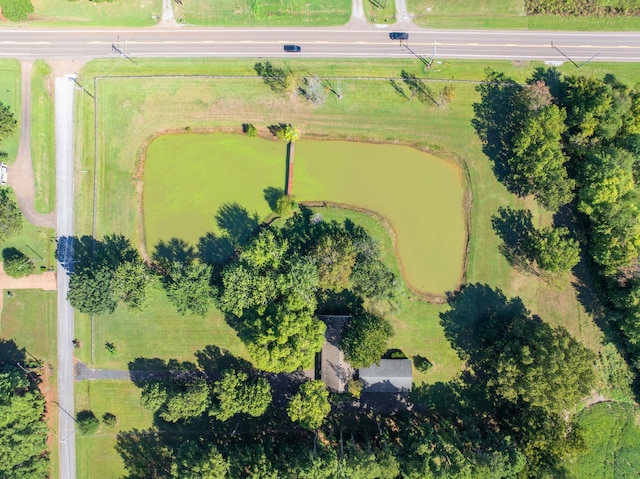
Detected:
left=0, top=0, right=34, bottom=21
left=102, top=412, right=117, bottom=428
left=385, top=348, right=407, bottom=359
left=347, top=379, right=363, bottom=399
left=76, top=410, right=99, bottom=435
left=242, top=123, right=258, bottom=137
left=275, top=194, right=296, bottom=217
left=3, top=247, right=35, bottom=278
left=413, top=355, right=432, bottom=373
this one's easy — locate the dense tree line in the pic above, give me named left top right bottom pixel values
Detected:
left=118, top=285, right=595, bottom=479
left=0, top=340, right=50, bottom=479
left=474, top=68, right=640, bottom=387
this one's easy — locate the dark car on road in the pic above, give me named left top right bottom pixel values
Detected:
left=284, top=44, right=301, bottom=52
left=389, top=32, right=409, bottom=40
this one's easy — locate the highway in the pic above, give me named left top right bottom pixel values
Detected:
left=1, top=27, right=640, bottom=62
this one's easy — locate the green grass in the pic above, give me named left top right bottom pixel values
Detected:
left=75, top=381, right=154, bottom=479
left=173, top=0, right=351, bottom=26
left=407, top=0, right=640, bottom=30
left=2, top=189, right=56, bottom=271
left=145, top=134, right=465, bottom=294
left=31, top=60, right=55, bottom=214
left=74, top=288, right=250, bottom=370
left=364, top=0, right=396, bottom=24
left=567, top=402, right=640, bottom=478
left=0, top=289, right=58, bottom=479
left=0, top=60, right=21, bottom=163
left=22, top=0, right=160, bottom=26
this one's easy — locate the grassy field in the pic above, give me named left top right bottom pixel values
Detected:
left=0, top=289, right=59, bottom=479
left=2, top=189, right=57, bottom=271
left=567, top=402, right=640, bottom=478
left=145, top=134, right=465, bottom=294
left=75, top=57, right=610, bottom=350
left=21, top=0, right=160, bottom=26
left=75, top=381, right=154, bottom=479
left=173, top=0, right=350, bottom=26
left=364, top=0, right=396, bottom=24
left=74, top=288, right=250, bottom=369
left=31, top=60, right=55, bottom=214
left=0, top=59, right=21, bottom=163
left=407, top=0, right=640, bottom=29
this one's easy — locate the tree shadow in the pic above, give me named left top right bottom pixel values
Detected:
left=263, top=186, right=284, bottom=212
left=215, top=202, right=260, bottom=248
left=56, top=234, right=138, bottom=274
left=0, top=338, right=26, bottom=366
left=528, top=66, right=562, bottom=99
left=116, top=429, right=173, bottom=479
left=471, top=70, right=523, bottom=186
left=196, top=232, right=235, bottom=272
left=440, top=283, right=528, bottom=360
left=316, top=289, right=365, bottom=316
left=152, top=237, right=196, bottom=269
left=128, top=357, right=172, bottom=387
left=195, top=345, right=253, bottom=379
left=389, top=79, right=409, bottom=101
left=491, top=207, right=536, bottom=271
left=400, top=70, right=438, bottom=106
left=254, top=61, right=287, bottom=94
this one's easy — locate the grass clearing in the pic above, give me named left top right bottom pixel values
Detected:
left=145, top=134, right=465, bottom=294
left=75, top=381, right=154, bottom=479
left=31, top=60, right=55, bottom=214
left=0, top=59, right=21, bottom=163
left=77, top=56, right=614, bottom=397
left=23, top=0, right=160, bottom=26
left=173, top=0, right=351, bottom=26
left=0, top=289, right=58, bottom=479
left=567, top=402, right=640, bottom=478
left=74, top=288, right=250, bottom=370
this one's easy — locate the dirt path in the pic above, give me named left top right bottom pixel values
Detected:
left=9, top=61, right=56, bottom=229
left=0, top=262, right=56, bottom=314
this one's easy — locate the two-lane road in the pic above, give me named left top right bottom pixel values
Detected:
left=2, top=27, right=640, bottom=62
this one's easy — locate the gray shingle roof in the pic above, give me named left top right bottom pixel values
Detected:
left=359, top=359, right=413, bottom=392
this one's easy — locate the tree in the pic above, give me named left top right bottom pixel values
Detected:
left=340, top=313, right=393, bottom=369
left=76, top=410, right=100, bottom=435
left=509, top=104, right=574, bottom=210
left=67, top=264, right=117, bottom=315
left=164, top=261, right=215, bottom=316
left=172, top=441, right=229, bottom=479
left=312, top=234, right=356, bottom=292
left=287, top=380, right=330, bottom=430
left=112, top=258, right=154, bottom=312
left=532, top=226, right=580, bottom=273
left=0, top=101, right=16, bottom=137
left=161, top=377, right=210, bottom=423
left=211, top=370, right=271, bottom=421
left=247, top=307, right=326, bottom=373
left=0, top=189, right=23, bottom=242
left=2, top=247, right=34, bottom=277
left=0, top=350, right=49, bottom=479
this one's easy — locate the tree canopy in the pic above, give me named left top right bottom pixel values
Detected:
left=287, top=380, right=331, bottom=430
left=340, top=312, right=393, bottom=369
left=0, top=189, right=23, bottom=242
left=211, top=370, right=271, bottom=421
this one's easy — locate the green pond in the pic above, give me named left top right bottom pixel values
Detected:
left=144, top=133, right=465, bottom=294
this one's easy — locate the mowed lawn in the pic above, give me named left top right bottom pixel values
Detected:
left=173, top=0, right=351, bottom=26
left=75, top=381, right=154, bottom=479
left=145, top=134, right=465, bottom=294
left=25, top=0, right=160, bottom=26
left=74, top=288, right=250, bottom=370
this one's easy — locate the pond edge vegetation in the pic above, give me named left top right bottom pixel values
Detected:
left=135, top=126, right=473, bottom=302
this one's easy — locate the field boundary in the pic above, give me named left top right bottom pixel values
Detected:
left=90, top=74, right=473, bottom=298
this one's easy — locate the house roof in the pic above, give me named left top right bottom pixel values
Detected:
left=359, top=359, right=413, bottom=392
left=317, top=316, right=354, bottom=393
